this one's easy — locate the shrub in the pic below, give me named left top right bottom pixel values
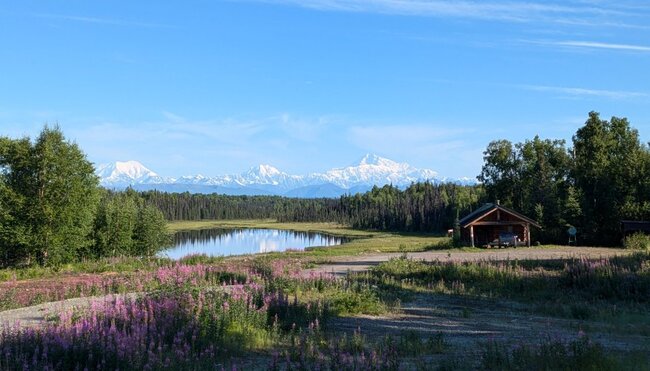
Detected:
left=624, top=232, right=650, bottom=251
left=480, top=337, right=619, bottom=371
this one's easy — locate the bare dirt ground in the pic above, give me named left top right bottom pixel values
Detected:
left=0, top=293, right=140, bottom=330
left=305, top=246, right=631, bottom=276
left=2, top=246, right=645, bottom=358
left=310, top=246, right=649, bottom=358
left=330, top=293, right=649, bottom=353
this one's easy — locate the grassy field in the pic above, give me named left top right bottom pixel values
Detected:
left=1, top=220, right=648, bottom=369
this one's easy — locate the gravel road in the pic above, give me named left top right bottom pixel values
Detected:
left=305, top=246, right=631, bottom=276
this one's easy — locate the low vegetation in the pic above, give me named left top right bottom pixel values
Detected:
left=365, top=253, right=650, bottom=327
left=3, top=116, right=650, bottom=369
left=2, top=252, right=648, bottom=369
left=625, top=232, right=650, bottom=251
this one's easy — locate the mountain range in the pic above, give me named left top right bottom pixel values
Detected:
left=96, top=154, right=476, bottom=198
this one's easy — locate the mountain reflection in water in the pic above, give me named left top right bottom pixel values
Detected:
left=161, top=228, right=348, bottom=259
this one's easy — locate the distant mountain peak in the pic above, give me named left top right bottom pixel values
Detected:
left=97, top=156, right=475, bottom=196
left=246, top=164, right=282, bottom=177
left=96, top=160, right=159, bottom=183
left=356, top=153, right=397, bottom=167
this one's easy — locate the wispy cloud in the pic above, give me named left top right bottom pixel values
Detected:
left=32, top=13, right=173, bottom=28
left=520, top=84, right=649, bottom=100
left=526, top=39, right=650, bottom=52
left=347, top=123, right=473, bottom=159
left=277, top=113, right=336, bottom=142
left=251, top=0, right=633, bottom=25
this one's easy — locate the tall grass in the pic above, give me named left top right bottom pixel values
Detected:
left=370, top=253, right=650, bottom=304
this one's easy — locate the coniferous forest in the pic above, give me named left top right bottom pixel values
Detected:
left=141, top=182, right=482, bottom=234
left=144, top=112, right=650, bottom=246
left=2, top=111, right=649, bottom=268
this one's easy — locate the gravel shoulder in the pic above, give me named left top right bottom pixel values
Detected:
left=305, top=246, right=630, bottom=276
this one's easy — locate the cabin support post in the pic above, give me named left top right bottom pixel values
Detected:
left=470, top=225, right=475, bottom=248
left=526, top=223, right=531, bottom=247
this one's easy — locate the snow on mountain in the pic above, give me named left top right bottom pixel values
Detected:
left=308, top=153, right=438, bottom=188
left=233, top=165, right=304, bottom=188
left=96, top=161, right=165, bottom=186
left=97, top=155, right=476, bottom=196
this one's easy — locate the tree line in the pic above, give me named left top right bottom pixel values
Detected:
left=144, top=111, right=650, bottom=246
left=2, top=111, right=645, bottom=269
left=143, top=182, right=483, bottom=233
left=479, top=111, right=650, bottom=245
left=0, top=126, right=170, bottom=267
left=140, top=192, right=342, bottom=222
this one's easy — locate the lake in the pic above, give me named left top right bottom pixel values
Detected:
left=161, top=228, right=348, bottom=259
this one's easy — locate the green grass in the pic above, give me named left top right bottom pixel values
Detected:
left=0, top=256, right=173, bottom=282
left=0, top=219, right=624, bottom=283
left=356, top=253, right=650, bottom=333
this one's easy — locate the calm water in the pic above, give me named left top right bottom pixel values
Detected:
left=161, top=228, right=348, bottom=259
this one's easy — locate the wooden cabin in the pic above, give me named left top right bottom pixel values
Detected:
left=459, top=202, right=541, bottom=247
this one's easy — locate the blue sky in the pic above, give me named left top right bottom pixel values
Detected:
left=1, top=0, right=649, bottom=178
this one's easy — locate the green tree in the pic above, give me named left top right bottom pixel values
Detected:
left=92, top=191, right=138, bottom=258
left=572, top=112, right=649, bottom=244
left=133, top=205, right=170, bottom=256
left=478, top=140, right=521, bottom=208
left=0, top=137, right=33, bottom=265
left=0, top=125, right=100, bottom=266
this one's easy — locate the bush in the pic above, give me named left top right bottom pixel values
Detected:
left=624, top=232, right=650, bottom=251
left=480, top=337, right=619, bottom=371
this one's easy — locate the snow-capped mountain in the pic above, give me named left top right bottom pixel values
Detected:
left=96, top=155, right=476, bottom=197
left=95, top=161, right=165, bottom=186
left=308, top=154, right=438, bottom=188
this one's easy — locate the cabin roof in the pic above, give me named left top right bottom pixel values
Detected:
left=459, top=203, right=541, bottom=228
left=621, top=220, right=650, bottom=233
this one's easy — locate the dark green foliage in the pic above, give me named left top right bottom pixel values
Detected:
left=339, top=183, right=483, bottom=232
left=480, top=337, right=619, bottom=371
left=92, top=191, right=138, bottom=257
left=573, top=112, right=650, bottom=245
left=0, top=125, right=100, bottom=266
left=1, top=126, right=170, bottom=268
left=133, top=205, right=171, bottom=256
left=624, top=232, right=650, bottom=250
left=480, top=112, right=650, bottom=245
left=479, top=136, right=573, bottom=244
left=143, top=182, right=483, bottom=234
left=92, top=190, right=171, bottom=258
left=141, top=191, right=342, bottom=221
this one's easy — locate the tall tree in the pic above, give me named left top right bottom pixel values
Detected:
left=517, top=136, right=571, bottom=242
left=478, top=140, right=521, bottom=209
left=133, top=205, right=170, bottom=256
left=572, top=111, right=649, bottom=245
left=0, top=126, right=100, bottom=266
left=92, top=191, right=139, bottom=258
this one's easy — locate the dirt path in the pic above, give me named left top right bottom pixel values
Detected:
left=306, top=246, right=630, bottom=276
left=316, top=246, right=648, bottom=355
left=330, top=293, right=649, bottom=357
left=0, top=247, right=633, bottom=332
left=0, top=293, right=140, bottom=330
